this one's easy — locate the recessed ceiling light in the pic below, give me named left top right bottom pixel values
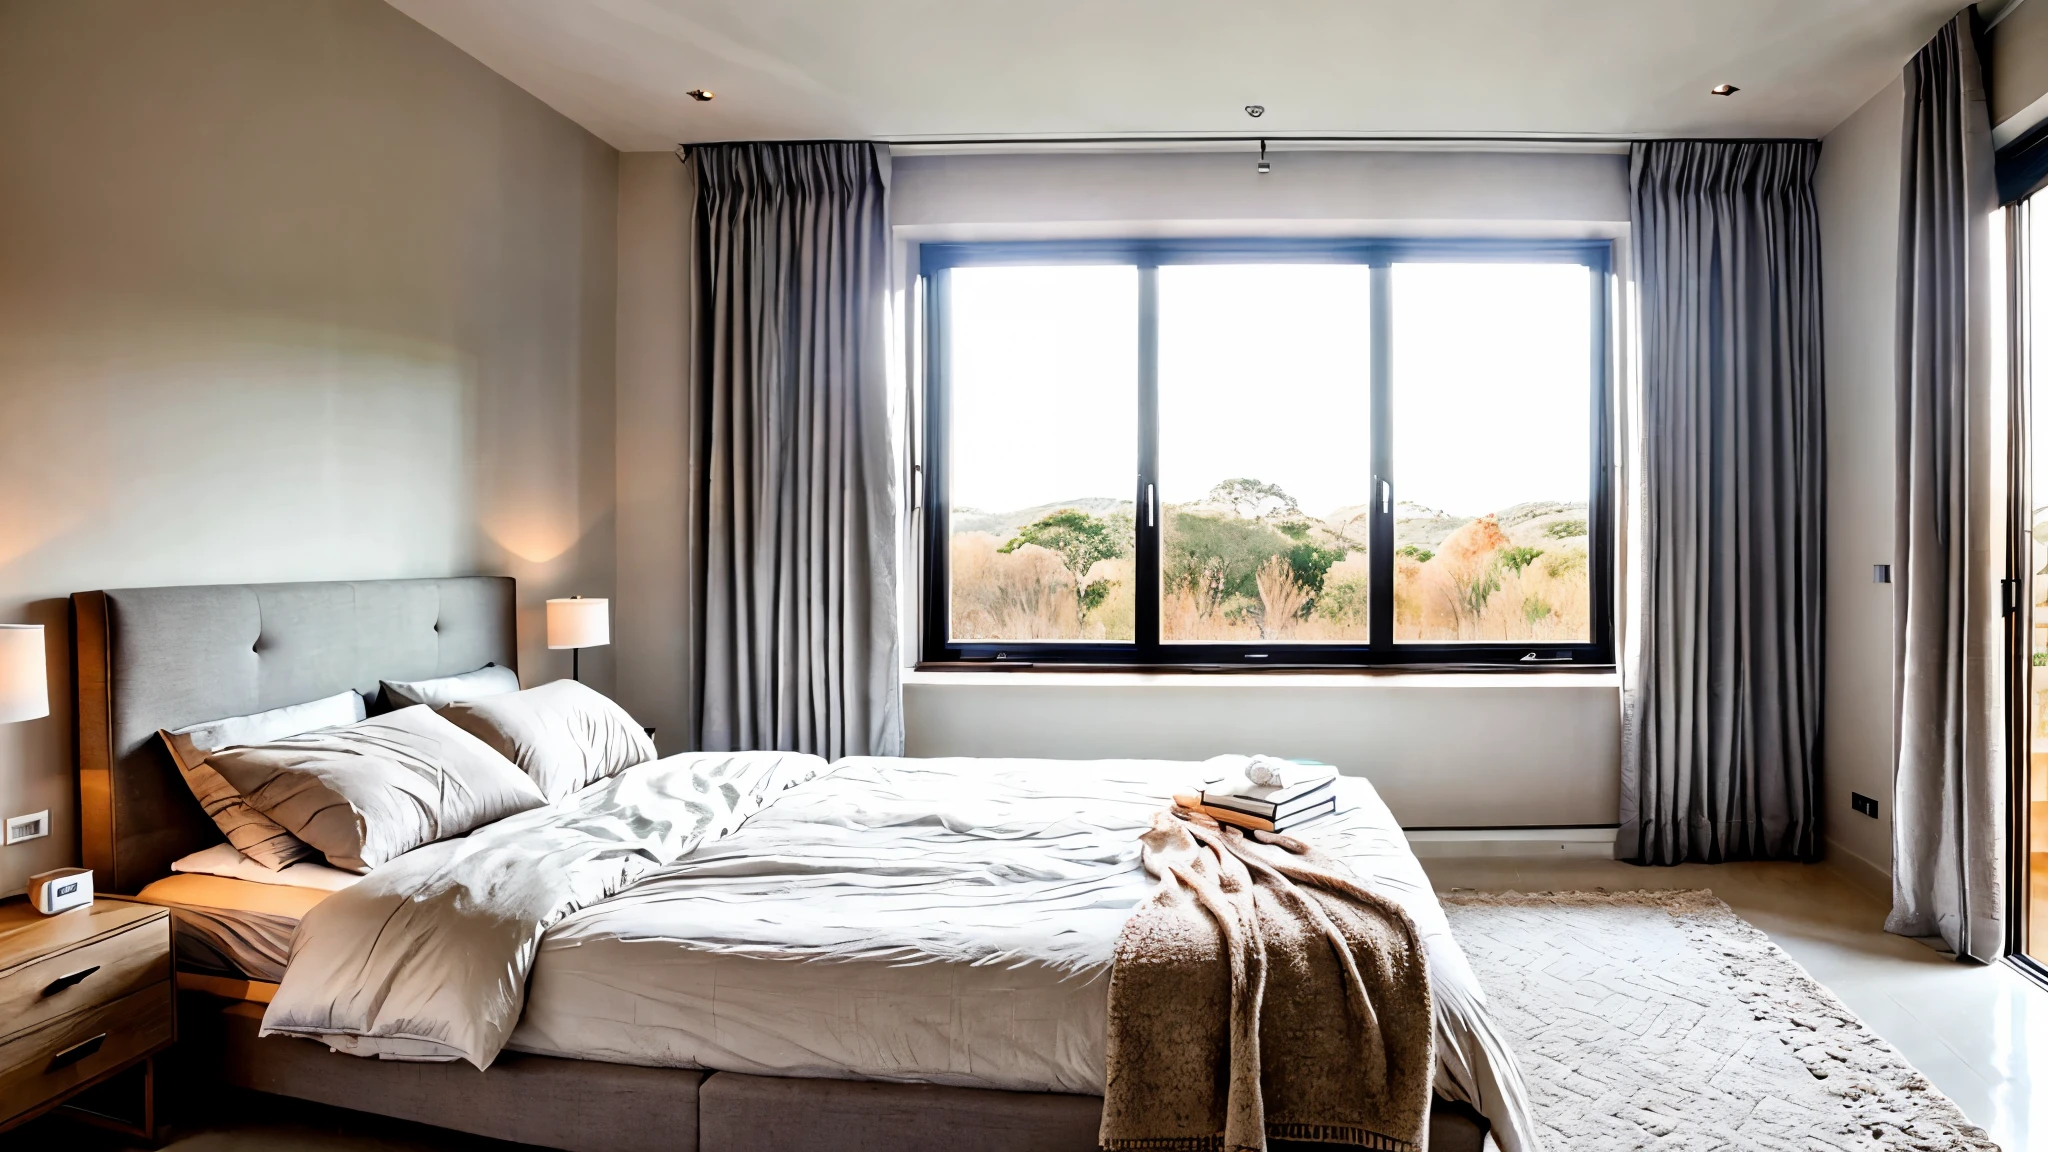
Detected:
left=687, top=89, right=715, bottom=102
left=1710, top=83, right=1739, bottom=96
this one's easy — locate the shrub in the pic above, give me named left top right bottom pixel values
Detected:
left=1163, top=510, right=1290, bottom=614
left=1001, top=509, right=1130, bottom=622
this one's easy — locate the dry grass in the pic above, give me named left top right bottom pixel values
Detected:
left=952, top=510, right=1589, bottom=646
left=949, top=533, right=1134, bottom=641
left=1395, top=515, right=1589, bottom=642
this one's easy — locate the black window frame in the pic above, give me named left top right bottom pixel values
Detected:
left=918, top=237, right=1616, bottom=670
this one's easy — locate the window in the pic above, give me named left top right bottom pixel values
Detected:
left=919, top=240, right=1613, bottom=668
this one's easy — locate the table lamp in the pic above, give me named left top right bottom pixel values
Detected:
left=546, top=597, right=609, bottom=682
left=0, top=624, right=48, bottom=723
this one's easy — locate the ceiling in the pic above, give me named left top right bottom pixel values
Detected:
left=385, top=0, right=1968, bottom=153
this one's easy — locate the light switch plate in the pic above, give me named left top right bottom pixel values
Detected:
left=5, top=810, right=50, bottom=845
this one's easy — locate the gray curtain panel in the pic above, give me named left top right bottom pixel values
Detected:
left=1889, top=12, right=2004, bottom=962
left=691, top=142, right=903, bottom=759
left=1619, top=141, right=1825, bottom=866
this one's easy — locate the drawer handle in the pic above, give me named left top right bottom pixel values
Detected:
left=40, top=965, right=99, bottom=997
left=47, top=1033, right=106, bottom=1072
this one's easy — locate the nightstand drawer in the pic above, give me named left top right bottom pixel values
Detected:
left=0, top=916, right=169, bottom=1045
left=0, top=980, right=174, bottom=1123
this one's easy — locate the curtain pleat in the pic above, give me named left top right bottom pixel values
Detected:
left=1889, top=11, right=2005, bottom=962
left=1620, top=140, right=1825, bottom=866
left=692, top=142, right=901, bottom=759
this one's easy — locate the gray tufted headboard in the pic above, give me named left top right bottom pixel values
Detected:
left=72, top=577, right=517, bottom=894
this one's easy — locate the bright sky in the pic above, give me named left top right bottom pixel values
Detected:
left=949, top=265, right=1137, bottom=513
left=1393, top=263, right=1592, bottom=515
left=947, top=261, right=1591, bottom=520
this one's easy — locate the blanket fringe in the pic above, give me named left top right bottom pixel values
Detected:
left=1267, top=1121, right=1416, bottom=1150
left=1100, top=1137, right=1222, bottom=1152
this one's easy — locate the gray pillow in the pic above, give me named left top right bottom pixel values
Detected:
left=204, top=705, right=546, bottom=873
left=159, top=690, right=366, bottom=870
left=440, top=679, right=656, bottom=803
left=380, top=662, right=520, bottom=710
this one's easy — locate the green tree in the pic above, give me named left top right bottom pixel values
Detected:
left=1284, top=540, right=1346, bottom=605
left=1544, top=519, right=1587, bottom=539
left=1206, top=478, right=1300, bottom=521
left=1001, top=509, right=1129, bottom=620
left=1164, top=510, right=1290, bottom=615
left=1498, top=546, right=1544, bottom=574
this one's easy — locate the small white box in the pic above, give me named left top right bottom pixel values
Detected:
left=28, top=867, right=91, bottom=915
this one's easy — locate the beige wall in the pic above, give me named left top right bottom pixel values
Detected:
left=1815, top=77, right=1906, bottom=894
left=1992, top=0, right=2048, bottom=128
left=891, top=149, right=1631, bottom=240
left=0, top=0, right=619, bottom=895
left=615, top=153, right=694, bottom=754
left=905, top=672, right=1621, bottom=828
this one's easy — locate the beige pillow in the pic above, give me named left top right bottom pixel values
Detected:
left=204, top=705, right=546, bottom=873
left=160, top=690, right=366, bottom=870
left=441, top=679, right=656, bottom=803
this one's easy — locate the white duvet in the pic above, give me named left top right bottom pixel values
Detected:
left=505, top=757, right=1538, bottom=1152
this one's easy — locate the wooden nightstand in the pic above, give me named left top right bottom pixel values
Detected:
left=0, top=897, right=174, bottom=1140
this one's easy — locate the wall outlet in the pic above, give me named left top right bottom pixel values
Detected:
left=5, top=810, right=50, bottom=845
left=1851, top=793, right=1880, bottom=819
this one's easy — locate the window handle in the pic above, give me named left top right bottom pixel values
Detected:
left=1146, top=484, right=1157, bottom=528
left=1378, top=478, right=1391, bottom=514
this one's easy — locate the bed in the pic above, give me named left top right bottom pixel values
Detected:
left=73, top=577, right=1531, bottom=1152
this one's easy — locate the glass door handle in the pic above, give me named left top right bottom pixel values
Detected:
left=1378, top=478, right=1391, bottom=514
left=1146, top=484, right=1157, bottom=528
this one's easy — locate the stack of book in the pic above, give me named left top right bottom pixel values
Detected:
left=1173, top=759, right=1339, bottom=833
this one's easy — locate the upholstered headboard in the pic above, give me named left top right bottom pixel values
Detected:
left=72, top=577, right=517, bottom=894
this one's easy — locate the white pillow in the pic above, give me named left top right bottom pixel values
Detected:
left=379, top=663, right=520, bottom=710
left=170, top=843, right=361, bottom=892
left=440, top=679, right=657, bottom=802
left=160, top=690, right=366, bottom=870
left=205, top=705, right=547, bottom=873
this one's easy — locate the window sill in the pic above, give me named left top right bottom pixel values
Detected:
left=905, top=666, right=1621, bottom=690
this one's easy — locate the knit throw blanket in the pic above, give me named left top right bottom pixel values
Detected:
left=1100, top=809, right=1436, bottom=1152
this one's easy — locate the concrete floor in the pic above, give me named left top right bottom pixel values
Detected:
left=16, top=856, right=2044, bottom=1151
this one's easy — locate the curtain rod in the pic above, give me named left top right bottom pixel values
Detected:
left=675, top=132, right=1818, bottom=157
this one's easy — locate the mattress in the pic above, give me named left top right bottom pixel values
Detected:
left=505, top=757, right=1532, bottom=1143
left=134, top=872, right=334, bottom=982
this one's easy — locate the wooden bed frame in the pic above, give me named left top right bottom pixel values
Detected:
left=72, top=577, right=1489, bottom=1152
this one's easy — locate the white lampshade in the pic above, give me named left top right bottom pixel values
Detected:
left=546, top=598, right=610, bottom=650
left=0, top=625, right=49, bottom=724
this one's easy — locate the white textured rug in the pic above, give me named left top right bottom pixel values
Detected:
left=1439, top=890, right=2000, bottom=1151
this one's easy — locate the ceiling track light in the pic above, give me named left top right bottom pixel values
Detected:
left=1709, top=83, right=1739, bottom=96
left=687, top=88, right=716, bottom=102
left=1256, top=139, right=1271, bottom=175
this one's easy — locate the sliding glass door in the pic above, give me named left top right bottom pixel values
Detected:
left=2011, top=196, right=2048, bottom=967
